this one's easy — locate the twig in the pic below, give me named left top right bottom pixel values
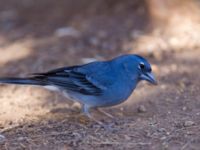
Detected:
left=0, top=124, right=21, bottom=133
left=181, top=141, right=190, bottom=150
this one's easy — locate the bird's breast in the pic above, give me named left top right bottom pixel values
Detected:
left=99, top=79, right=137, bottom=106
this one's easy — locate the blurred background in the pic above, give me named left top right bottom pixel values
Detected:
left=0, top=0, right=200, bottom=149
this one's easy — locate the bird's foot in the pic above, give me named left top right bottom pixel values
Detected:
left=96, top=108, right=114, bottom=119
left=85, top=113, right=104, bottom=125
left=82, top=105, right=117, bottom=131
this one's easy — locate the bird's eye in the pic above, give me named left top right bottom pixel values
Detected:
left=139, top=63, right=145, bottom=70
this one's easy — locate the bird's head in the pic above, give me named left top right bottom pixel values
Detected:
left=119, top=54, right=157, bottom=85
left=136, top=55, right=157, bottom=85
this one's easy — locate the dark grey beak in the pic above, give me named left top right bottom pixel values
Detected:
left=140, top=72, right=157, bottom=85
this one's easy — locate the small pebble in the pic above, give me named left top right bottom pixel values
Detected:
left=0, top=134, right=5, bottom=144
left=158, top=128, right=166, bottom=132
left=18, top=137, right=26, bottom=141
left=81, top=58, right=97, bottom=64
left=71, top=102, right=81, bottom=112
left=89, top=37, right=99, bottom=46
left=167, top=111, right=171, bottom=114
left=124, top=135, right=131, bottom=140
left=137, top=105, right=147, bottom=113
left=55, top=27, right=80, bottom=38
left=183, top=121, right=195, bottom=127
left=182, top=106, right=187, bottom=111
left=160, top=136, right=167, bottom=140
left=120, top=107, right=124, bottom=111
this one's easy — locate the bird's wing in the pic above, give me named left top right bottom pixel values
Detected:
left=31, top=62, right=114, bottom=96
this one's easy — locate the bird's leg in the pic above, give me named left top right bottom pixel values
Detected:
left=96, top=108, right=114, bottom=119
left=82, top=105, right=116, bottom=131
left=82, top=104, right=104, bottom=125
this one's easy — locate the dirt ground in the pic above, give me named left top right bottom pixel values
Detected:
left=0, top=0, right=200, bottom=150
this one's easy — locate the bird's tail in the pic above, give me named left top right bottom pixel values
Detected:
left=0, top=77, right=46, bottom=86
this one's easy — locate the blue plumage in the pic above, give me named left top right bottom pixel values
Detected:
left=0, top=54, right=157, bottom=124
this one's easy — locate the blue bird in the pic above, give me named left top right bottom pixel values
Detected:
left=0, top=54, right=157, bottom=124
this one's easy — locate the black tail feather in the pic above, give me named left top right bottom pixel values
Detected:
left=0, top=77, right=46, bottom=86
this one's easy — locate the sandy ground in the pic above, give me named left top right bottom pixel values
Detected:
left=0, top=0, right=200, bottom=149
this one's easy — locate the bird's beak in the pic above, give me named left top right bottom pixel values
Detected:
left=140, top=72, right=157, bottom=85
